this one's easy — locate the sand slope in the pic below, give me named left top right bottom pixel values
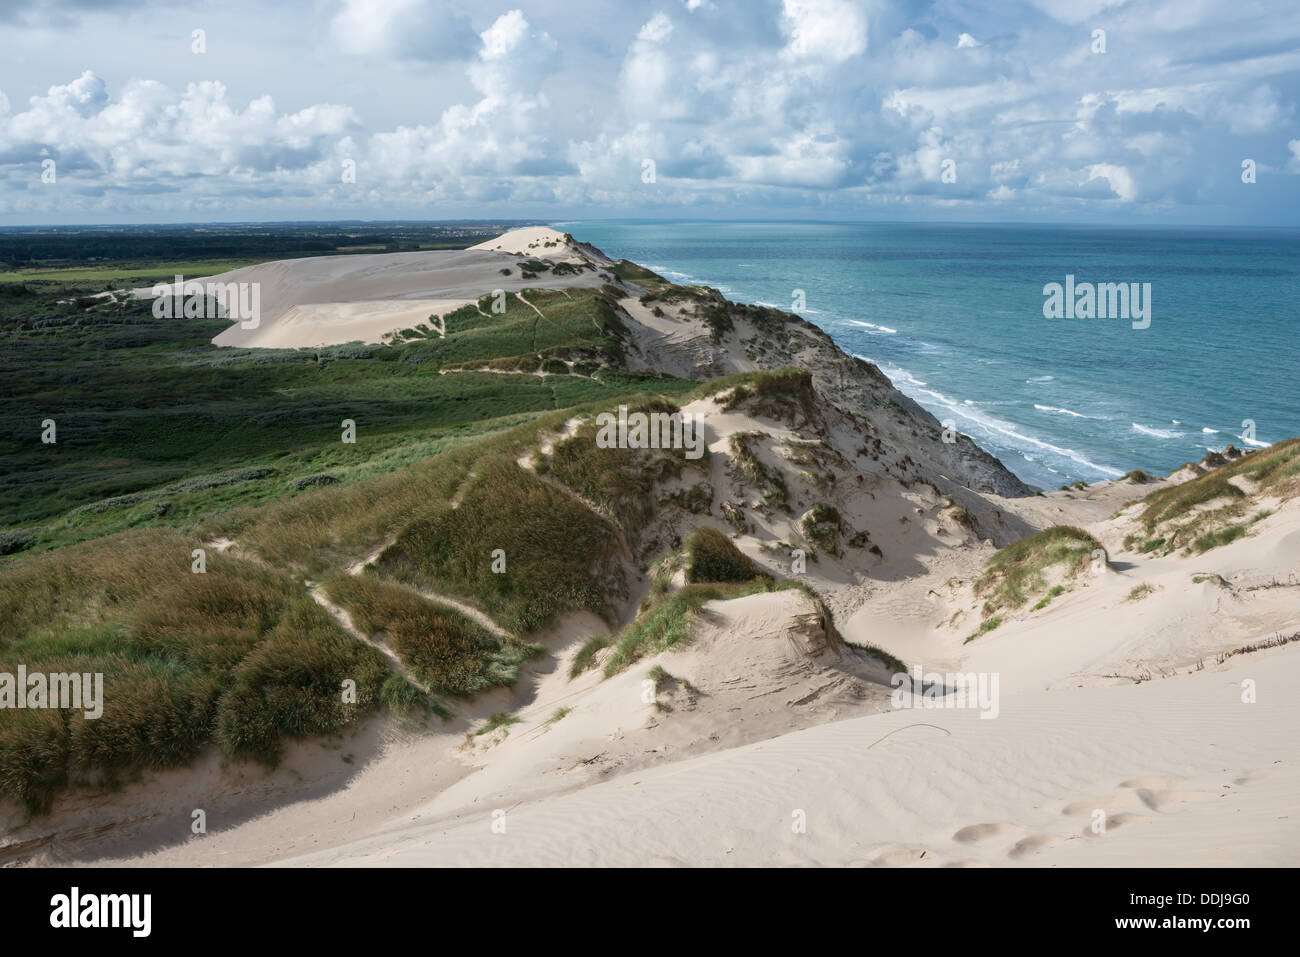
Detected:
left=10, top=238, right=1297, bottom=867
left=271, top=644, right=1298, bottom=867
left=125, top=227, right=609, bottom=349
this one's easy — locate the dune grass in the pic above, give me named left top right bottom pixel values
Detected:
left=684, top=526, right=768, bottom=584
left=728, top=431, right=789, bottom=511
left=546, top=398, right=699, bottom=538
left=600, top=580, right=775, bottom=677
left=1031, top=584, right=1066, bottom=611
left=1127, top=440, right=1300, bottom=555
left=1126, top=583, right=1157, bottom=601
left=322, top=575, right=542, bottom=698
left=801, top=503, right=842, bottom=556
left=1140, top=439, right=1300, bottom=534
left=569, top=636, right=613, bottom=679
left=475, top=711, right=520, bottom=736
left=964, top=615, right=1004, bottom=644
left=719, top=368, right=816, bottom=420
left=974, top=526, right=1104, bottom=615
left=0, top=530, right=388, bottom=812
left=373, top=456, right=625, bottom=635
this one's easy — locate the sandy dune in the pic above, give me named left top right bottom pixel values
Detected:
left=134, top=227, right=608, bottom=349
left=13, top=382, right=1293, bottom=869
left=273, top=645, right=1298, bottom=867
left=11, top=230, right=1296, bottom=869
left=468, top=226, right=590, bottom=260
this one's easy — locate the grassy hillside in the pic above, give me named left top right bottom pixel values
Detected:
left=0, top=259, right=705, bottom=812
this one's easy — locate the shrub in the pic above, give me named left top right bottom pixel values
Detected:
left=684, top=527, right=767, bottom=584
left=975, top=526, right=1103, bottom=614
left=374, top=457, right=623, bottom=634
left=291, top=473, right=339, bottom=490
left=323, top=575, right=540, bottom=697
left=0, top=527, right=36, bottom=556
left=801, top=503, right=841, bottom=555
left=214, top=600, right=388, bottom=765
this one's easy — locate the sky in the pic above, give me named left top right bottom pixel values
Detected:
left=0, top=0, right=1298, bottom=226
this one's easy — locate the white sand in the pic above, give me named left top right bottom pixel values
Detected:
left=273, top=645, right=1298, bottom=867
left=120, top=227, right=611, bottom=350
left=468, top=226, right=584, bottom=259
left=10, top=235, right=1297, bottom=868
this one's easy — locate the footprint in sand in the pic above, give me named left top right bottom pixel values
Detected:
left=1081, top=811, right=1148, bottom=837
left=1007, top=834, right=1063, bottom=859
left=872, top=846, right=930, bottom=867
left=1061, top=794, right=1142, bottom=815
left=1119, top=775, right=1182, bottom=789
left=952, top=822, right=1019, bottom=843
left=1134, top=788, right=1212, bottom=811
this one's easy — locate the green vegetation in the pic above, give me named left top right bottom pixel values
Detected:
left=569, top=636, right=613, bottom=678
left=475, top=711, right=520, bottom=736
left=0, top=261, right=259, bottom=283
left=379, top=287, right=626, bottom=365
left=322, top=576, right=541, bottom=698
left=547, top=399, right=700, bottom=539
left=1140, top=475, right=1246, bottom=531
left=0, top=223, right=497, bottom=274
left=801, top=503, right=842, bottom=556
left=380, top=674, right=445, bottom=719
left=684, top=526, right=767, bottom=584
left=720, top=368, right=815, bottom=419
left=1190, top=523, right=1249, bottom=554
left=964, top=615, right=1003, bottom=644
left=974, top=526, right=1104, bottom=615
left=1031, top=584, right=1066, bottom=611
left=0, top=241, right=714, bottom=813
left=1128, top=440, right=1300, bottom=555
left=544, top=706, right=572, bottom=725
left=373, top=457, right=624, bottom=634
left=609, top=260, right=666, bottom=284
left=602, top=580, right=775, bottom=677
left=1126, top=583, right=1157, bottom=601
left=0, top=279, right=695, bottom=552
left=0, top=530, right=388, bottom=812
left=728, top=431, right=789, bottom=511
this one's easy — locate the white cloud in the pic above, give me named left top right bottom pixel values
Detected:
left=780, top=0, right=868, bottom=63
left=1085, top=163, right=1138, bottom=201
left=1, top=0, right=1297, bottom=221
left=330, top=0, right=476, bottom=60
left=367, top=11, right=561, bottom=183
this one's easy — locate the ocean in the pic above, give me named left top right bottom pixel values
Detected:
left=564, top=220, right=1300, bottom=490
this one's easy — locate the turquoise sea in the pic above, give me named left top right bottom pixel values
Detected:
left=564, top=221, right=1300, bottom=490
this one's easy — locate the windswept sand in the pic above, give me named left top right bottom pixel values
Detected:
left=468, top=226, right=585, bottom=259
left=11, top=231, right=1297, bottom=868
left=272, top=645, right=1298, bottom=867
left=130, top=227, right=609, bottom=350
left=14, top=388, right=1295, bottom=869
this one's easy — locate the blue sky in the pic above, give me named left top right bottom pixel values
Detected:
left=1, top=0, right=1298, bottom=225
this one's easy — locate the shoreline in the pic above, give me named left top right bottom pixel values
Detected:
left=556, top=221, right=1288, bottom=489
